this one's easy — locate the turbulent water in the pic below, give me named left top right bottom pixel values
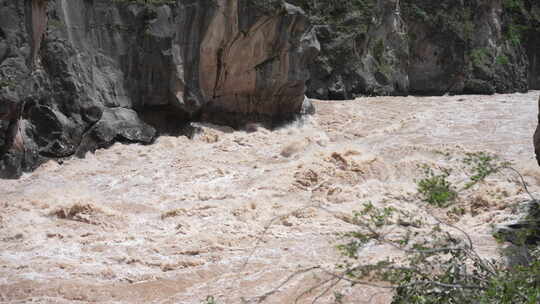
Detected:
left=1, top=92, right=539, bottom=303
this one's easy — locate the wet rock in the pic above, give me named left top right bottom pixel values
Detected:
left=0, top=0, right=318, bottom=178
left=494, top=201, right=540, bottom=245
left=76, top=108, right=157, bottom=157
left=196, top=0, right=320, bottom=126
left=463, top=79, right=496, bottom=95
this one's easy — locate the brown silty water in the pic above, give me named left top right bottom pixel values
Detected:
left=1, top=92, right=539, bottom=303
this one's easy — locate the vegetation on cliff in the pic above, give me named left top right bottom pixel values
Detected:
left=294, top=0, right=540, bottom=98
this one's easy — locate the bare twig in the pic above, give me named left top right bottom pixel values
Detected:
left=311, top=277, right=342, bottom=304
left=240, top=204, right=321, bottom=271
left=321, top=267, right=484, bottom=290
left=240, top=163, right=538, bottom=303
left=505, top=166, right=538, bottom=203
left=241, top=180, right=328, bottom=271
left=247, top=266, right=321, bottom=303
left=294, top=275, right=338, bottom=304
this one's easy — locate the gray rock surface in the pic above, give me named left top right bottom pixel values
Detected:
left=293, top=0, right=540, bottom=99
left=0, top=0, right=319, bottom=178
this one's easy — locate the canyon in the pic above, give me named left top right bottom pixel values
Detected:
left=1, top=0, right=540, bottom=303
left=1, top=0, right=540, bottom=177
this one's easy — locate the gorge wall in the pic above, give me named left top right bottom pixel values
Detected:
left=2, top=0, right=540, bottom=178
left=0, top=0, right=319, bottom=178
left=292, top=0, right=540, bottom=99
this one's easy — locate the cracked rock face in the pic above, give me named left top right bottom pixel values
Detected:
left=198, top=2, right=319, bottom=124
left=0, top=0, right=319, bottom=178
left=295, top=0, right=540, bottom=99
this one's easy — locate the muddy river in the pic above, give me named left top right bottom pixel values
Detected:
left=1, top=91, right=539, bottom=303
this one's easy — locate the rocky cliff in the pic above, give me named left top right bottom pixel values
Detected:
left=2, top=0, right=539, bottom=179
left=294, top=0, right=540, bottom=99
left=0, top=0, right=319, bottom=178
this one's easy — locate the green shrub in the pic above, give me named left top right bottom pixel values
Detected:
left=392, top=258, right=540, bottom=303
left=336, top=203, right=540, bottom=304
left=409, top=4, right=428, bottom=21
left=496, top=54, right=510, bottom=65
left=0, top=79, right=15, bottom=90
left=373, top=39, right=385, bottom=63
left=48, top=19, right=64, bottom=29
left=417, top=166, right=457, bottom=207
left=290, top=0, right=376, bottom=33
left=202, top=295, right=218, bottom=304
left=462, top=152, right=510, bottom=189
left=505, top=24, right=523, bottom=45
left=470, top=48, right=489, bottom=67
left=503, top=0, right=524, bottom=10
left=334, top=154, right=539, bottom=304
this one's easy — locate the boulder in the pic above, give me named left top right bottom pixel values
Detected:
left=494, top=201, right=540, bottom=245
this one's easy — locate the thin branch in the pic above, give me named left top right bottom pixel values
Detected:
left=294, top=275, right=338, bottom=304
left=423, top=208, right=497, bottom=275
left=247, top=266, right=321, bottom=303
left=311, top=277, right=342, bottom=304
left=240, top=204, right=322, bottom=271
left=321, top=267, right=485, bottom=290
left=505, top=166, right=538, bottom=203
left=239, top=164, right=538, bottom=303
left=241, top=180, right=328, bottom=270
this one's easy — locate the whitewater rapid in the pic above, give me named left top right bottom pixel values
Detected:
left=1, top=91, right=539, bottom=303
